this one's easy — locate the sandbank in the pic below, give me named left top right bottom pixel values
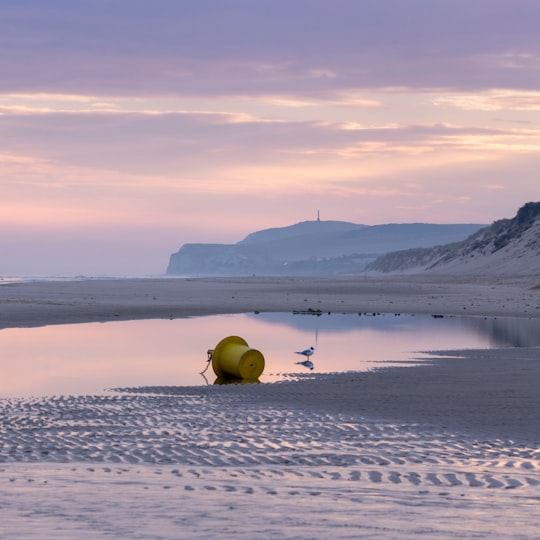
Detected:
left=1, top=274, right=539, bottom=329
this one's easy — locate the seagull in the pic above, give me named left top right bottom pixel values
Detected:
left=295, top=346, right=315, bottom=358
left=295, top=359, right=314, bottom=370
left=294, top=347, right=315, bottom=370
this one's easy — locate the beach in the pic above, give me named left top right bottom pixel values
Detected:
left=1, top=275, right=540, bottom=539
left=1, top=274, right=539, bottom=328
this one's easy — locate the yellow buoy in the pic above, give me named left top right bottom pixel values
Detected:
left=210, top=336, right=265, bottom=380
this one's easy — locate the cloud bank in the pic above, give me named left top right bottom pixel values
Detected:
left=1, top=1, right=539, bottom=274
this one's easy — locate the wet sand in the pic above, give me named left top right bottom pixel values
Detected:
left=1, top=275, right=540, bottom=538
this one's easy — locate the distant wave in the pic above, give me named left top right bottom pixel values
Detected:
left=0, top=274, right=169, bottom=285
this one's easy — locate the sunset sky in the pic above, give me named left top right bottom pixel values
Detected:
left=2, top=0, right=540, bottom=275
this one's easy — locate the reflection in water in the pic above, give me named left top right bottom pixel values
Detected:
left=213, top=377, right=261, bottom=385
left=248, top=312, right=540, bottom=347
left=0, top=313, right=539, bottom=397
left=464, top=317, right=540, bottom=347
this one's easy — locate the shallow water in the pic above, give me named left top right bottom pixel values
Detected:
left=1, top=313, right=539, bottom=397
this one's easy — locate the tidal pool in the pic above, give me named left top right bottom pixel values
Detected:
left=1, top=313, right=539, bottom=397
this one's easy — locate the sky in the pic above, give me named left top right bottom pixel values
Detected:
left=1, top=0, right=540, bottom=276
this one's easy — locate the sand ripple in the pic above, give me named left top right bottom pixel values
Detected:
left=1, top=379, right=540, bottom=538
left=1, top=392, right=539, bottom=487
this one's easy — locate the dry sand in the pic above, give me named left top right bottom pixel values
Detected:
left=1, top=274, right=540, bottom=328
left=1, top=275, right=540, bottom=539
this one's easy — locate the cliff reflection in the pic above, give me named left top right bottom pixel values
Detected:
left=247, top=312, right=540, bottom=348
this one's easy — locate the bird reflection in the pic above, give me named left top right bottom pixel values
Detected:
left=295, top=359, right=314, bottom=370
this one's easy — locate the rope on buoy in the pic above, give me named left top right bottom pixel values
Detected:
left=201, top=349, right=214, bottom=375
